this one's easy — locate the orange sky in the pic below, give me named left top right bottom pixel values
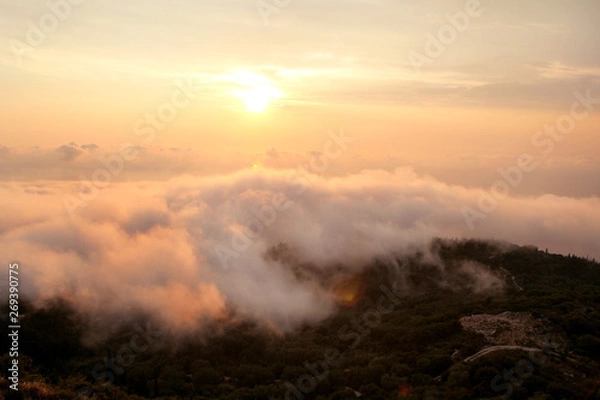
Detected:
left=0, top=1, right=598, bottom=218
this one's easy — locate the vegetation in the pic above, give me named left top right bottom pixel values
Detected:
left=1, top=239, right=599, bottom=399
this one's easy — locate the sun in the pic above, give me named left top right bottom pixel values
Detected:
left=229, top=72, right=283, bottom=113
left=236, top=86, right=282, bottom=113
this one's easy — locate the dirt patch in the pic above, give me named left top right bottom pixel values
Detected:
left=459, top=311, right=561, bottom=348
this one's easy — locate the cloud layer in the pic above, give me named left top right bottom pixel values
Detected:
left=1, top=168, right=598, bottom=333
left=1, top=143, right=599, bottom=197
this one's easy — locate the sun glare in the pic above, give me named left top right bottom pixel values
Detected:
left=229, top=72, right=283, bottom=113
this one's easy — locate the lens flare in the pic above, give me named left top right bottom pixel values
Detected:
left=330, top=274, right=367, bottom=307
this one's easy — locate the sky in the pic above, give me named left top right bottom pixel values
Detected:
left=0, top=0, right=598, bottom=191
left=0, top=0, right=599, bottom=330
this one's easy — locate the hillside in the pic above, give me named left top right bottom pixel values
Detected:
left=1, top=239, right=599, bottom=400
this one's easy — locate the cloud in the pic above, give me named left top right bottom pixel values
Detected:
left=457, top=261, right=505, bottom=293
left=0, top=168, right=598, bottom=334
left=56, top=142, right=84, bottom=161
left=81, top=143, right=99, bottom=151
left=123, top=209, right=170, bottom=235
left=1, top=144, right=599, bottom=197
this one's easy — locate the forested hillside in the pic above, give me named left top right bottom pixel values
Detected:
left=2, top=239, right=599, bottom=399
